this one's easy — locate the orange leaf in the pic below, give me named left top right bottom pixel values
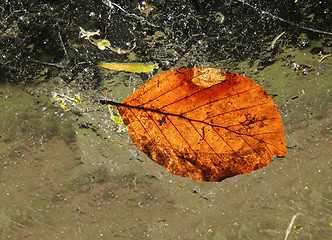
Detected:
left=101, top=68, right=287, bottom=182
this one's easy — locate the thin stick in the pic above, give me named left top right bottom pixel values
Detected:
left=236, top=0, right=332, bottom=36
left=318, top=52, right=331, bottom=62
left=32, top=59, right=64, bottom=68
left=58, top=32, right=69, bottom=59
left=284, top=212, right=302, bottom=240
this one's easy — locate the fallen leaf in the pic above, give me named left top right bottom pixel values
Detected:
left=101, top=68, right=287, bottom=182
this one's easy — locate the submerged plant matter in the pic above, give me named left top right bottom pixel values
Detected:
left=101, top=68, right=287, bottom=182
left=53, top=92, right=81, bottom=111
left=107, top=105, right=125, bottom=133
left=79, top=27, right=100, bottom=39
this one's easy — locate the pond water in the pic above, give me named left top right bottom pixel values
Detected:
left=0, top=0, right=331, bottom=239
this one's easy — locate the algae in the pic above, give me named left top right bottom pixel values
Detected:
left=0, top=84, right=76, bottom=142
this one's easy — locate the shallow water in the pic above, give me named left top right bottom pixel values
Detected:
left=1, top=1, right=331, bottom=239
left=1, top=48, right=331, bottom=240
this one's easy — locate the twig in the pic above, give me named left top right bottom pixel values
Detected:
left=318, top=51, right=331, bottom=62
left=284, top=212, right=302, bottom=240
left=32, top=59, right=64, bottom=68
left=58, top=31, right=69, bottom=59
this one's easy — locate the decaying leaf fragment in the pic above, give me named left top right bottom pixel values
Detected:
left=99, top=62, right=158, bottom=73
left=102, top=68, right=287, bottom=182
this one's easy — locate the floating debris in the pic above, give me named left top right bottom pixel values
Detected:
left=107, top=105, right=123, bottom=125
left=99, top=62, right=158, bottom=73
left=284, top=213, right=302, bottom=240
left=53, top=92, right=81, bottom=112
left=271, top=31, right=285, bottom=49
left=318, top=51, right=331, bottom=62
left=293, top=63, right=309, bottom=75
left=293, top=224, right=303, bottom=233
left=214, top=12, right=225, bottom=23
left=102, top=0, right=159, bottom=27
left=109, top=42, right=136, bottom=54
left=80, top=27, right=136, bottom=53
left=79, top=27, right=100, bottom=39
left=107, top=105, right=124, bottom=133
left=137, top=2, right=157, bottom=17
left=89, top=38, right=111, bottom=50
